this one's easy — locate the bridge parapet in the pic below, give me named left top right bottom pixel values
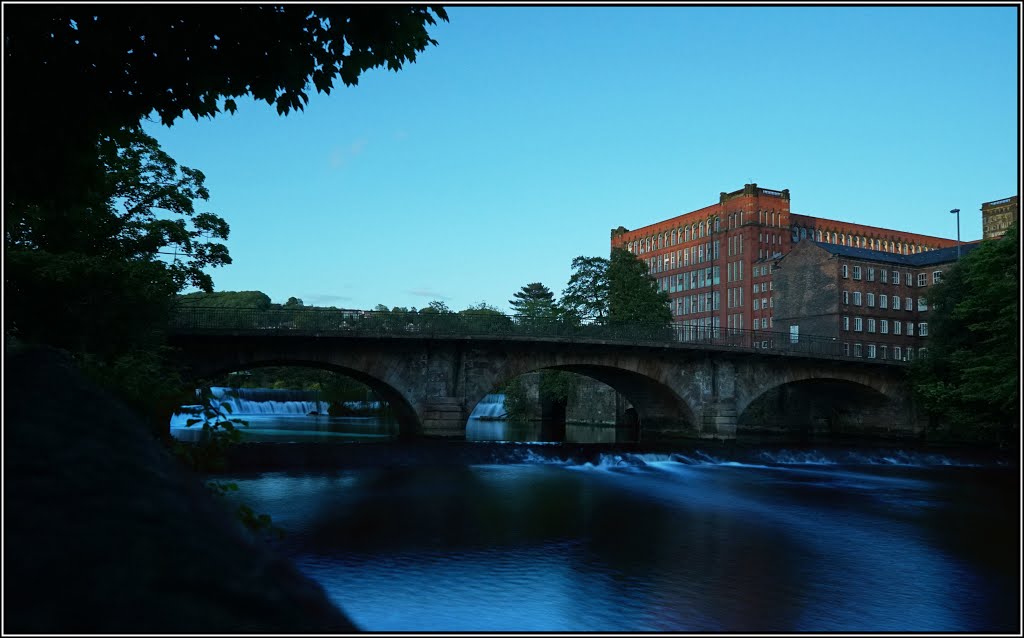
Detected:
left=169, top=306, right=903, bottom=366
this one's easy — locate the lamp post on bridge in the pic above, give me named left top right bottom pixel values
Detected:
left=950, top=209, right=961, bottom=260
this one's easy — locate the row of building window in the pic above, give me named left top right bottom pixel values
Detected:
left=645, top=242, right=720, bottom=273
left=842, top=265, right=943, bottom=286
left=843, top=343, right=923, bottom=361
left=628, top=218, right=723, bottom=254
left=674, top=292, right=722, bottom=315
left=842, top=316, right=929, bottom=336
left=659, top=266, right=721, bottom=293
left=843, top=291, right=928, bottom=311
left=795, top=227, right=935, bottom=255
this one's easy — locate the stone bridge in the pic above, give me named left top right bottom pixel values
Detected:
left=167, top=332, right=922, bottom=441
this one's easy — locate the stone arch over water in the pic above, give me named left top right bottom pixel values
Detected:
left=177, top=358, right=423, bottom=438
left=736, top=376, right=908, bottom=440
left=469, top=361, right=698, bottom=439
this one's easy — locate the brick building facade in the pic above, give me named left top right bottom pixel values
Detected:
left=609, top=184, right=959, bottom=340
left=981, top=195, right=1018, bottom=239
left=773, top=241, right=980, bottom=362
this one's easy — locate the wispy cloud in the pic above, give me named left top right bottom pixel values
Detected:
left=406, top=289, right=450, bottom=300
left=302, top=293, right=355, bottom=306
left=328, top=137, right=369, bottom=169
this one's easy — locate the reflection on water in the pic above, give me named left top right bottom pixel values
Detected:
left=170, top=414, right=399, bottom=443
left=222, top=453, right=1019, bottom=632
left=466, top=418, right=635, bottom=443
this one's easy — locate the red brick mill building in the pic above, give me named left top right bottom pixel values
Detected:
left=609, top=184, right=961, bottom=354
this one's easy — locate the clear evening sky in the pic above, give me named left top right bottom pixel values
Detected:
left=143, top=5, right=1020, bottom=313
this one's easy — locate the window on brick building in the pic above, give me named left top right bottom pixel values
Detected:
left=867, top=319, right=876, bottom=333
left=867, top=293, right=875, bottom=307
left=905, top=271, right=913, bottom=286
left=853, top=291, right=862, bottom=306
left=894, top=320, right=902, bottom=335
left=843, top=342, right=851, bottom=356
left=880, top=269, right=888, bottom=283
left=842, top=264, right=849, bottom=278
left=892, top=270, right=900, bottom=285
left=917, top=273, right=927, bottom=286
left=932, top=271, right=942, bottom=284
left=918, top=297, right=927, bottom=311
left=906, top=347, right=914, bottom=361
left=880, top=345, right=888, bottom=359
left=854, top=343, right=863, bottom=357
left=854, top=317, right=863, bottom=332
left=894, top=346, right=902, bottom=361
left=907, top=321, right=914, bottom=336
left=893, top=296, right=901, bottom=310
left=906, top=297, right=913, bottom=311
left=879, top=295, right=888, bottom=309
left=880, top=319, right=889, bottom=334
left=919, top=322, right=928, bottom=336
left=843, top=316, right=850, bottom=331
left=867, top=268, right=876, bottom=282
left=753, top=298, right=760, bottom=310
left=867, top=344, right=876, bottom=359
left=853, top=266, right=862, bottom=280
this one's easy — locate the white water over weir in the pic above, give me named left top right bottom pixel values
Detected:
left=470, top=393, right=508, bottom=420
left=209, top=386, right=329, bottom=416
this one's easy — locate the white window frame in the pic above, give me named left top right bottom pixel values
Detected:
left=867, top=344, right=876, bottom=359
left=919, top=322, right=928, bottom=336
left=879, top=295, right=888, bottom=309
left=854, top=317, right=863, bottom=332
left=880, top=319, right=889, bottom=334
left=917, top=273, right=927, bottom=286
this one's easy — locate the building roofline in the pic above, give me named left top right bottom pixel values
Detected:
left=788, top=213, right=957, bottom=243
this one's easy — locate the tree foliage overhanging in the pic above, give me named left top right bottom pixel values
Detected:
left=4, top=5, right=449, bottom=212
left=4, top=6, right=448, bottom=435
left=912, top=223, right=1019, bottom=441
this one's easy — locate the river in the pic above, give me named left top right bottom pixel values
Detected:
left=170, top=392, right=1020, bottom=632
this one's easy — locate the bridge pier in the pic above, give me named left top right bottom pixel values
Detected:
left=699, top=399, right=738, bottom=440
left=420, top=397, right=467, bottom=438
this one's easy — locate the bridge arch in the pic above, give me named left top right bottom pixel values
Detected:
left=176, top=357, right=423, bottom=438
left=736, top=370, right=910, bottom=439
left=467, top=360, right=699, bottom=437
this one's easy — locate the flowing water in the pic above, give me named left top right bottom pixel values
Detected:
left=173, top=391, right=1020, bottom=632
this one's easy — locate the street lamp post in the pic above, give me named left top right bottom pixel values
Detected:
left=950, top=209, right=961, bottom=260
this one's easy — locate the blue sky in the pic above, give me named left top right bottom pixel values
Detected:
left=144, top=5, right=1020, bottom=313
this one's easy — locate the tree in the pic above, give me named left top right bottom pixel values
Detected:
left=559, top=256, right=610, bottom=323
left=421, top=300, right=452, bottom=314
left=7, top=127, right=231, bottom=356
left=558, top=249, right=672, bottom=327
left=284, top=297, right=304, bottom=308
left=5, top=5, right=449, bottom=214
left=912, top=223, right=1018, bottom=442
left=509, top=283, right=557, bottom=317
left=607, top=247, right=672, bottom=325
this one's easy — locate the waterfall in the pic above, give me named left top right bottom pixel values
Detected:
left=208, top=386, right=329, bottom=416
left=470, top=393, right=508, bottom=420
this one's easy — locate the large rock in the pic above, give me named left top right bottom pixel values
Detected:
left=3, top=346, right=358, bottom=633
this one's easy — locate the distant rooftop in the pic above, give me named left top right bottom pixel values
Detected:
left=808, top=240, right=983, bottom=267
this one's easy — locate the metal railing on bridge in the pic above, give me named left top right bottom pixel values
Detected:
left=169, top=306, right=903, bottom=364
